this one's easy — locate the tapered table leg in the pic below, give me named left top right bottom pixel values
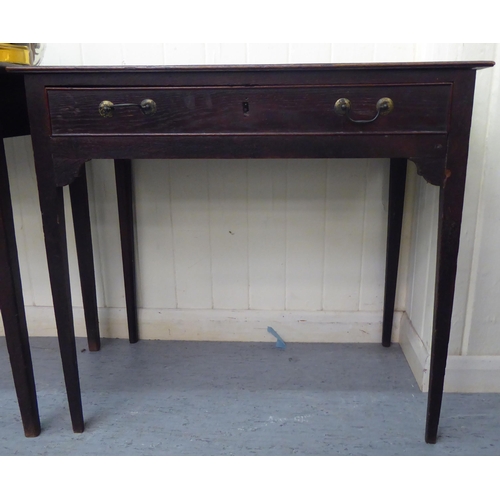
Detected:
left=69, top=165, right=101, bottom=352
left=382, top=158, right=407, bottom=347
left=424, top=70, right=476, bottom=444
left=33, top=153, right=84, bottom=433
left=114, top=159, right=139, bottom=343
left=0, top=139, right=41, bottom=437
left=425, top=175, right=466, bottom=444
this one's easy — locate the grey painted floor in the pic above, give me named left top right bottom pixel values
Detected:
left=1, top=337, right=500, bottom=455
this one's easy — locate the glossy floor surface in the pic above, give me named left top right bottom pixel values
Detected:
left=1, top=337, right=500, bottom=455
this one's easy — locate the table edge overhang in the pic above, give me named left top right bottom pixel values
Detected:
left=4, top=61, right=496, bottom=74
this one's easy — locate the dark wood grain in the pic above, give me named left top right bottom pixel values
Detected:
left=47, top=84, right=451, bottom=136
left=410, top=157, right=447, bottom=186
left=382, top=159, right=407, bottom=347
left=114, top=159, right=139, bottom=344
left=49, top=134, right=448, bottom=168
left=69, top=165, right=101, bottom=351
left=8, top=63, right=495, bottom=95
left=24, top=76, right=84, bottom=433
left=425, top=70, right=477, bottom=444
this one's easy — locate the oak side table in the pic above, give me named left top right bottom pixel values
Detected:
left=9, top=61, right=494, bottom=443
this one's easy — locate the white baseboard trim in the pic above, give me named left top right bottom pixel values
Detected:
left=1, top=306, right=402, bottom=344
left=5, top=307, right=500, bottom=392
left=399, top=312, right=500, bottom=393
left=444, top=355, right=500, bottom=393
left=399, top=312, right=430, bottom=391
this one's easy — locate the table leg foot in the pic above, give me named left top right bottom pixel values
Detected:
left=425, top=427, right=438, bottom=444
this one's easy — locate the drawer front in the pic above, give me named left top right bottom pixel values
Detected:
left=48, top=84, right=451, bottom=136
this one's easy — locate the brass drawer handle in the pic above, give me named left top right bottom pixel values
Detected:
left=98, top=99, right=157, bottom=118
left=334, top=97, right=394, bottom=124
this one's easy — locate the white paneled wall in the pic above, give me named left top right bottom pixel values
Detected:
left=2, top=43, right=500, bottom=392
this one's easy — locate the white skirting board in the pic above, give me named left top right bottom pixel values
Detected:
left=399, top=312, right=500, bottom=393
left=2, top=307, right=399, bottom=344
left=3, top=307, right=499, bottom=393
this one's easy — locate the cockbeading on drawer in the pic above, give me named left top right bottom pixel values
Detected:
left=47, top=84, right=452, bottom=137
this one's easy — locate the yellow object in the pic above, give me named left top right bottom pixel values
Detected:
left=0, top=43, right=31, bottom=65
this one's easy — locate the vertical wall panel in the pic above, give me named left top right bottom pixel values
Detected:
left=81, top=44, right=124, bottom=65
left=247, top=43, right=289, bottom=63
left=323, top=160, right=366, bottom=311
left=205, top=43, right=247, bottom=64
left=169, top=160, right=212, bottom=309
left=62, top=186, right=85, bottom=309
left=465, top=46, right=500, bottom=355
left=448, top=43, right=497, bottom=355
left=421, top=186, right=439, bottom=351
left=414, top=43, right=463, bottom=62
left=394, top=161, right=417, bottom=312
left=285, top=160, right=327, bottom=311
left=41, top=43, right=83, bottom=66
left=208, top=161, right=249, bottom=309
left=289, top=44, right=332, bottom=63
left=134, top=159, right=176, bottom=309
left=247, top=160, right=287, bottom=310
left=163, top=44, right=206, bottom=65
left=5, top=136, right=51, bottom=307
left=83, top=162, right=106, bottom=309
left=373, top=44, right=416, bottom=62
left=404, top=170, right=420, bottom=328
left=359, top=160, right=389, bottom=311
left=122, top=44, right=164, bottom=65
left=4, top=137, right=35, bottom=306
left=406, top=175, right=439, bottom=350
left=87, top=160, right=125, bottom=308
left=331, top=44, right=375, bottom=63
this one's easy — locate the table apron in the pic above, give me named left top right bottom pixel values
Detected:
left=49, top=133, right=448, bottom=161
